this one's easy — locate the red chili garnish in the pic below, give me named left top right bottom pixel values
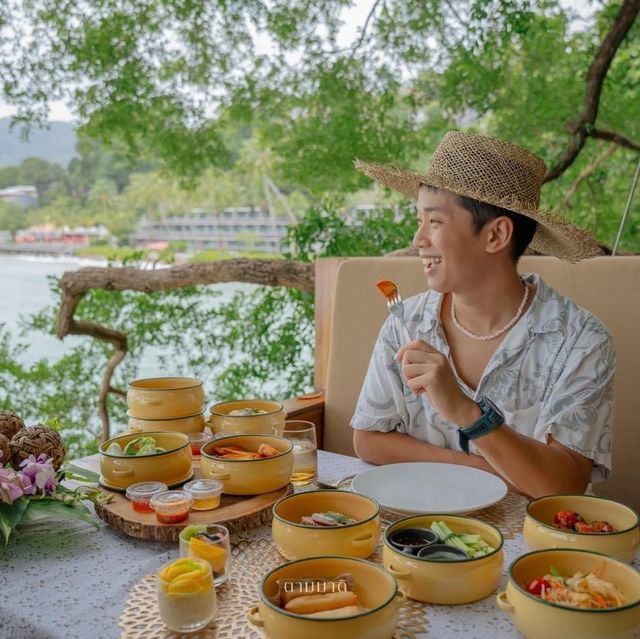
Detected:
left=155, top=510, right=189, bottom=524
left=132, top=501, right=154, bottom=514
left=526, top=577, right=552, bottom=596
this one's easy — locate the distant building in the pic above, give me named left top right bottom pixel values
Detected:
left=0, top=185, right=38, bottom=208
left=131, top=207, right=290, bottom=254
left=14, top=223, right=110, bottom=245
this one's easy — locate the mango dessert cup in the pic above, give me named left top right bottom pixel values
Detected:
left=179, top=524, right=231, bottom=586
left=157, top=557, right=216, bottom=633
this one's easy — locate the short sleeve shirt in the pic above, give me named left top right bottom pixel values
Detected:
left=350, top=273, right=615, bottom=482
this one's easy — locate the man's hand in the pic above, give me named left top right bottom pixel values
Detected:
left=396, top=339, right=480, bottom=426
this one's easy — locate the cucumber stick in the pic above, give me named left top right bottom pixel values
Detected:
left=430, top=521, right=495, bottom=558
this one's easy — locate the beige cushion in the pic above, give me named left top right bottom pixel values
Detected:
left=321, top=256, right=640, bottom=509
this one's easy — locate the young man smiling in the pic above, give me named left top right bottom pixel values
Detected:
left=350, top=131, right=615, bottom=498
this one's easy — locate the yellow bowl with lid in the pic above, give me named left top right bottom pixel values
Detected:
left=127, top=377, right=204, bottom=419
left=497, top=548, right=640, bottom=639
left=382, top=514, right=504, bottom=604
left=209, top=399, right=286, bottom=436
left=127, top=411, right=205, bottom=434
left=99, top=431, right=193, bottom=490
left=272, top=490, right=381, bottom=560
left=200, top=434, right=293, bottom=495
left=523, top=494, right=639, bottom=562
left=246, top=556, right=403, bottom=639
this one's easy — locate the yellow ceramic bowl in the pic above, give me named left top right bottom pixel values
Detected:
left=382, top=514, right=504, bottom=604
left=200, top=434, right=293, bottom=495
left=209, top=399, right=286, bottom=436
left=127, top=411, right=205, bottom=434
left=99, top=431, right=193, bottom=491
left=247, top=556, right=402, bottom=639
left=272, top=490, right=381, bottom=560
left=523, top=494, right=640, bottom=562
left=497, top=549, right=640, bottom=639
left=127, top=377, right=204, bottom=419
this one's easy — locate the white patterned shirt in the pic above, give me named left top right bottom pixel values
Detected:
left=350, top=273, right=615, bottom=482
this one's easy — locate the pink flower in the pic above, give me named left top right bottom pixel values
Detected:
left=0, top=467, right=24, bottom=504
left=19, top=454, right=57, bottom=496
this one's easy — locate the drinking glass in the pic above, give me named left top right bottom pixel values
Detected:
left=179, top=524, right=232, bottom=586
left=273, top=420, right=318, bottom=486
left=157, top=558, right=216, bottom=633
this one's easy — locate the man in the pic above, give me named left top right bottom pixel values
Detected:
left=350, top=131, right=615, bottom=498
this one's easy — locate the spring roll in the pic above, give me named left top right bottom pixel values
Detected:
left=306, top=605, right=364, bottom=618
left=285, top=591, right=358, bottom=614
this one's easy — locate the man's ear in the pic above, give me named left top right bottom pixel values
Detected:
left=484, top=216, right=514, bottom=254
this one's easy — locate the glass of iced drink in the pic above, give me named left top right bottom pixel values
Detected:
left=273, top=420, right=317, bottom=486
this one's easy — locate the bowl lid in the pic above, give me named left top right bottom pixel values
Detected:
left=150, top=490, right=193, bottom=511
left=183, top=479, right=223, bottom=498
left=125, top=481, right=168, bottom=500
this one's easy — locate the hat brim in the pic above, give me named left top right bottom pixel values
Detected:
left=354, top=159, right=604, bottom=262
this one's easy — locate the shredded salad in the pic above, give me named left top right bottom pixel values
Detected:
left=526, top=565, right=628, bottom=610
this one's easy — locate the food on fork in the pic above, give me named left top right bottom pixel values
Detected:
left=376, top=280, right=398, bottom=300
left=300, top=511, right=357, bottom=526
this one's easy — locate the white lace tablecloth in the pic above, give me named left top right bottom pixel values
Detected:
left=1, top=450, right=638, bottom=639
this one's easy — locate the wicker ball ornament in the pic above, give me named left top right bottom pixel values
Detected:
left=0, top=433, right=11, bottom=467
left=0, top=410, right=25, bottom=441
left=11, top=425, right=66, bottom=470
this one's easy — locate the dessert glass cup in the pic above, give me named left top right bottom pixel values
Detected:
left=180, top=524, right=232, bottom=586
left=272, top=420, right=317, bottom=486
left=157, top=558, right=216, bottom=633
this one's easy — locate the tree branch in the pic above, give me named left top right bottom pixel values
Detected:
left=553, top=143, right=616, bottom=213
left=545, top=0, right=640, bottom=182
left=347, top=0, right=384, bottom=60
left=54, top=258, right=315, bottom=441
left=591, top=127, right=640, bottom=152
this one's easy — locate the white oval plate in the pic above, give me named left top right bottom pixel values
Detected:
left=351, top=462, right=507, bottom=515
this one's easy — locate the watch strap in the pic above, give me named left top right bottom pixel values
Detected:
left=458, top=397, right=504, bottom=454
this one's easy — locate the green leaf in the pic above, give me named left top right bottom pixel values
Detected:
left=0, top=497, right=30, bottom=544
left=61, top=464, right=100, bottom=483
left=18, top=498, right=99, bottom=530
left=550, top=565, right=562, bottom=578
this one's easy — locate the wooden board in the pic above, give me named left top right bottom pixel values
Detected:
left=88, top=457, right=292, bottom=542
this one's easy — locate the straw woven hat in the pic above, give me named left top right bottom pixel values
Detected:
left=354, top=131, right=603, bottom=261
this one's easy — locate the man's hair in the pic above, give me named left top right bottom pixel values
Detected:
left=457, top=195, right=537, bottom=261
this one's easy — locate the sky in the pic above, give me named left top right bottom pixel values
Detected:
left=0, top=0, right=597, bottom=123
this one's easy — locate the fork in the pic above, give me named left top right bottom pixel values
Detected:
left=376, top=280, right=413, bottom=345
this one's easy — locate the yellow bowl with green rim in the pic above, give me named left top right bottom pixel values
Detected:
left=497, top=548, right=640, bottom=639
left=246, top=556, right=403, bottom=639
left=272, top=490, right=381, bottom=560
left=127, top=377, right=204, bottom=419
left=99, top=431, right=193, bottom=491
left=200, top=434, right=293, bottom=495
left=209, top=399, right=286, bottom=436
left=523, top=494, right=639, bottom=562
left=382, top=514, right=504, bottom=604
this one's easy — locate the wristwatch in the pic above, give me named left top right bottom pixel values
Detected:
left=458, top=396, right=504, bottom=455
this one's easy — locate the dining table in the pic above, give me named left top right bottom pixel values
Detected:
left=1, top=449, right=638, bottom=639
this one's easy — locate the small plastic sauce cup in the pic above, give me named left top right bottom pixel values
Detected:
left=183, top=479, right=224, bottom=511
left=125, top=481, right=168, bottom=513
left=150, top=490, right=194, bottom=524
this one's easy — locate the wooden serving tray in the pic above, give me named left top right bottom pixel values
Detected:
left=89, top=458, right=292, bottom=542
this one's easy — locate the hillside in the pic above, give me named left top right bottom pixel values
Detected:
left=0, top=118, right=77, bottom=168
